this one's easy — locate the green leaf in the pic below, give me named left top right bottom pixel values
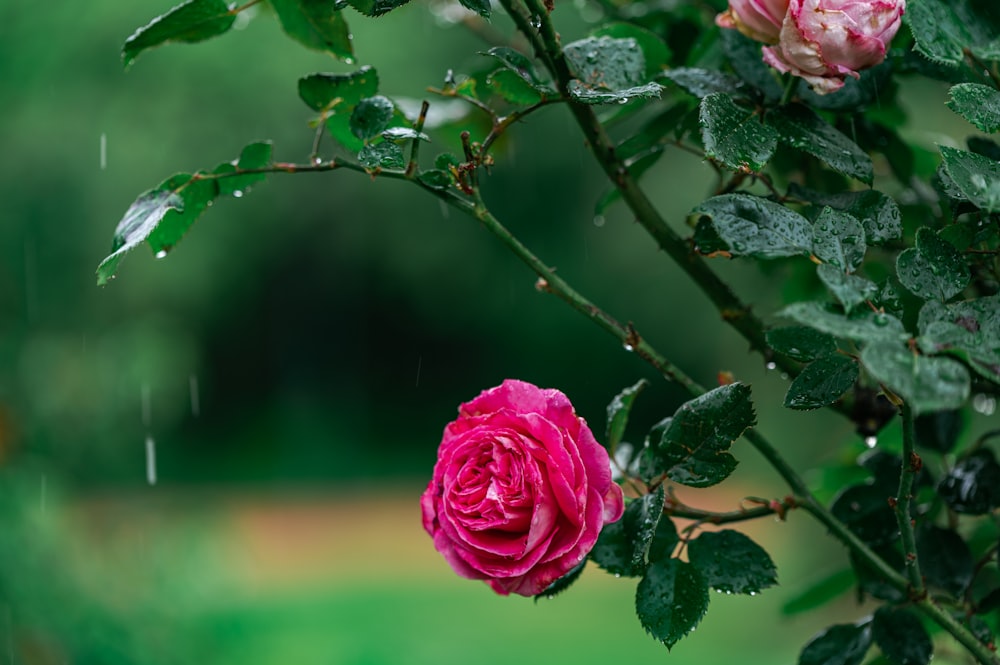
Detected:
left=913, top=410, right=964, bottom=453
left=350, top=96, right=395, bottom=141
left=947, top=83, right=1000, bottom=133
left=96, top=183, right=185, bottom=285
left=646, top=512, right=679, bottom=563
left=860, top=341, right=971, bottom=414
left=720, top=29, right=783, bottom=102
left=298, top=67, right=379, bottom=112
left=381, top=127, right=429, bottom=142
left=122, top=0, right=235, bottom=68
left=270, top=0, right=353, bottom=61
left=589, top=486, right=666, bottom=577
left=482, top=47, right=548, bottom=88
left=940, top=146, right=1000, bottom=212
left=564, top=36, right=662, bottom=104
left=357, top=142, right=405, bottom=170
left=213, top=141, right=273, bottom=196
left=916, top=525, right=974, bottom=596
left=568, top=81, right=663, bottom=105
left=146, top=175, right=217, bottom=255
left=692, top=194, right=812, bottom=259
left=799, top=623, right=872, bottom=665
left=687, top=530, right=777, bottom=595
left=767, top=104, right=874, bottom=185
left=487, top=69, right=544, bottom=105
left=766, top=326, right=838, bottom=362
left=917, top=296, right=1000, bottom=382
left=657, top=383, right=755, bottom=488
left=784, top=354, right=859, bottom=410
left=417, top=169, right=452, bottom=190
left=937, top=449, right=1000, bottom=515
left=535, top=559, right=586, bottom=600
left=458, top=0, right=491, bottom=18
left=606, top=379, right=648, bottom=450
left=636, top=559, right=709, bottom=650
left=896, top=227, right=970, bottom=301
left=906, top=0, right=1000, bottom=65
left=851, top=546, right=906, bottom=603
left=790, top=187, right=902, bottom=246
left=344, top=0, right=411, bottom=16
left=699, top=93, right=777, bottom=173
left=812, top=207, right=866, bottom=272
left=779, top=303, right=909, bottom=344
left=817, top=265, right=879, bottom=314
left=661, top=68, right=747, bottom=100
left=872, top=607, right=932, bottom=665
left=781, top=568, right=854, bottom=615
left=593, top=23, right=671, bottom=80
left=831, top=483, right=899, bottom=546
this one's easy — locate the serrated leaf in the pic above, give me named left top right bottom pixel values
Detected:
left=789, top=186, right=902, bottom=245
left=565, top=36, right=645, bottom=91
left=147, top=175, right=217, bottom=255
left=298, top=67, right=379, bottom=113
left=947, top=83, right=1000, bottom=133
left=636, top=559, right=709, bottom=650
left=381, top=127, right=429, bottom=142
left=658, top=383, right=755, bottom=488
left=357, top=142, right=404, bottom=170
left=687, top=530, right=777, bottom=595
left=606, top=379, right=648, bottom=450
left=692, top=194, right=812, bottom=259
left=897, top=227, right=970, bottom=302
left=487, top=69, right=544, bottom=105
left=817, top=265, right=879, bottom=314
left=590, top=486, right=666, bottom=577
left=214, top=141, right=273, bottom=196
left=906, top=0, right=1000, bottom=66
left=344, top=0, right=410, bottom=16
left=534, top=559, right=586, bottom=600
left=799, top=623, right=873, bottom=665
left=831, top=483, right=899, bottom=546
left=812, top=207, right=866, bottom=272
left=350, top=96, right=395, bottom=141
left=766, top=326, right=838, bottom=362
left=916, top=525, right=975, bottom=596
left=767, top=104, right=874, bottom=185
left=779, top=303, right=909, bottom=343
left=458, top=0, right=491, bottom=18
left=784, top=354, right=859, bottom=410
left=940, top=146, right=1000, bottom=212
left=97, top=184, right=185, bottom=284
left=593, top=23, right=671, bottom=80
left=872, top=607, right=932, bottom=665
left=270, top=0, right=353, bottom=60
left=661, top=68, right=747, bottom=99
left=861, top=341, right=971, bottom=414
left=917, top=296, right=1000, bottom=382
left=937, top=449, right=1000, bottom=515
left=699, top=93, right=777, bottom=172
left=568, top=80, right=662, bottom=105
left=417, top=169, right=452, bottom=190
left=482, top=47, right=547, bottom=87
left=122, top=0, right=235, bottom=68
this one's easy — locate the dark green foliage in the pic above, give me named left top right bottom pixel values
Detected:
left=872, top=607, right=932, bottom=665
left=589, top=486, right=666, bottom=577
left=606, top=379, right=648, bottom=450
left=779, top=304, right=908, bottom=344
left=357, top=142, right=404, bottom=169
left=635, top=559, right=709, bottom=650
left=687, top=530, right=777, bottom=594
left=661, top=68, right=748, bottom=100
left=948, top=83, right=1000, bottom=133
left=798, top=622, right=872, bottom=665
left=831, top=484, right=899, bottom=547
left=767, top=326, right=838, bottom=362
left=913, top=410, right=964, bottom=453
left=344, top=0, right=412, bottom=17
left=534, top=560, right=587, bottom=600
left=270, top=0, right=353, bottom=60
left=592, top=23, right=671, bottom=80
left=939, top=146, right=1000, bottom=212
left=350, top=96, right=395, bottom=141
left=767, top=104, right=874, bottom=185
left=692, top=194, right=812, bottom=259
left=896, top=227, right=971, bottom=301
left=784, top=355, right=859, bottom=410
left=122, top=0, right=235, bottom=67
left=565, top=36, right=663, bottom=104
left=860, top=341, right=971, bottom=414
left=916, top=526, right=975, bottom=597
left=937, top=449, right=1000, bottom=515
left=906, top=0, right=1000, bottom=65
left=699, top=93, right=777, bottom=172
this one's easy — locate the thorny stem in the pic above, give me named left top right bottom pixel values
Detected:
left=665, top=492, right=799, bottom=526
left=405, top=101, right=431, bottom=178
left=896, top=403, right=925, bottom=597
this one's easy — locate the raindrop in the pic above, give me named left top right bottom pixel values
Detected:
left=145, top=435, right=157, bottom=486
left=593, top=215, right=606, bottom=227
left=623, top=344, right=634, bottom=352
left=614, top=573, right=622, bottom=578
left=312, top=156, right=323, bottom=166
left=155, top=250, right=168, bottom=259
left=529, top=14, right=541, bottom=28
left=189, top=374, right=200, bottom=417
left=864, top=435, right=878, bottom=448
left=438, top=199, right=450, bottom=219
left=749, top=591, right=756, bottom=596
left=765, top=361, right=777, bottom=370
left=99, top=133, right=107, bottom=170
left=233, top=10, right=252, bottom=30
left=415, top=356, right=423, bottom=388
left=233, top=190, right=244, bottom=198
left=141, top=384, right=152, bottom=427
left=617, top=97, right=628, bottom=104
left=973, top=393, right=996, bottom=416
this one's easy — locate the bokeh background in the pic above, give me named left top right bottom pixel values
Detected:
left=1, top=2, right=994, bottom=664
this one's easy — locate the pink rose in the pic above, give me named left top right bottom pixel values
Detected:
left=715, top=0, right=791, bottom=44
left=421, top=379, right=625, bottom=596
left=762, top=0, right=905, bottom=94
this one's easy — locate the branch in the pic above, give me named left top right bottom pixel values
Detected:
left=895, top=402, right=925, bottom=597
left=665, top=492, right=799, bottom=526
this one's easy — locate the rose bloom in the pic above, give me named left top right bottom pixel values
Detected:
left=762, top=0, right=905, bottom=94
left=421, top=379, right=624, bottom=596
left=715, top=0, right=791, bottom=44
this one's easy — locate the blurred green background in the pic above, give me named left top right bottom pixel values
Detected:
left=1, top=1, right=994, bottom=664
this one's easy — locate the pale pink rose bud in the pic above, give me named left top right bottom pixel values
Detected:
left=762, top=0, right=905, bottom=94
left=715, top=0, right=791, bottom=44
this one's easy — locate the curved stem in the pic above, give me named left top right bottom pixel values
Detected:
left=896, top=402, right=925, bottom=596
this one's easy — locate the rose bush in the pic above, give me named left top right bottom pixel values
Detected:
left=760, top=0, right=905, bottom=93
left=420, top=379, right=624, bottom=596
left=715, top=0, right=790, bottom=44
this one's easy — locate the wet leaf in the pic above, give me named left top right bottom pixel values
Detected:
left=381, top=127, right=429, bottom=142
left=812, top=207, right=866, bottom=272
left=590, top=486, right=666, bottom=577
left=487, top=69, right=544, bottom=105
left=799, top=622, right=872, bottom=665
left=270, top=0, right=353, bottom=60
left=417, top=169, right=451, bottom=190
left=778, top=303, right=908, bottom=344
left=567, top=81, right=662, bottom=105
left=565, top=36, right=662, bottom=104
left=861, top=342, right=971, bottom=414
left=699, top=93, right=777, bottom=172
left=784, top=354, right=859, bottom=410
left=687, top=530, right=777, bottom=595
left=344, top=0, right=411, bottom=16
left=830, top=483, right=899, bottom=547
left=913, top=410, right=964, bottom=453
left=940, top=146, right=1000, bottom=212
left=593, top=23, right=671, bottom=80
left=906, top=0, right=1000, bottom=65
left=122, top=0, right=235, bottom=68
left=817, top=265, right=878, bottom=315
left=146, top=175, right=217, bottom=256
left=766, top=326, right=838, bottom=362
left=767, top=104, right=874, bottom=185
left=606, top=379, right=648, bottom=451
left=298, top=67, right=378, bottom=112
left=212, top=141, right=273, bottom=197
left=636, top=559, right=709, bottom=650
left=917, top=296, right=1000, bottom=383
left=872, top=607, right=932, bottom=665
left=790, top=186, right=902, bottom=246
left=657, top=383, right=755, bottom=488
left=937, top=449, right=1000, bottom=515
left=482, top=47, right=547, bottom=87
left=720, top=29, right=783, bottom=102
left=661, top=68, right=747, bottom=99
left=97, top=182, right=185, bottom=284
left=692, top=194, right=812, bottom=259
left=896, top=227, right=970, bottom=301
left=350, top=96, right=395, bottom=141
left=534, top=559, right=586, bottom=601
left=916, top=525, right=975, bottom=596
left=947, top=83, right=1000, bottom=133
left=357, top=142, right=404, bottom=169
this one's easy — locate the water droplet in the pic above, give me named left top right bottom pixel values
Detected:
left=749, top=591, right=756, bottom=596
left=155, top=250, right=168, bottom=259
left=233, top=190, right=244, bottom=198
left=865, top=435, right=878, bottom=448
left=614, top=573, right=622, bottom=578
left=617, top=97, right=628, bottom=104
left=593, top=215, right=606, bottom=227
left=973, top=393, right=996, bottom=416
left=529, top=14, right=541, bottom=28
left=623, top=344, right=634, bottom=352
left=312, top=157, right=323, bottom=166
left=145, top=435, right=157, bottom=486
left=99, top=133, right=107, bottom=170
left=765, top=361, right=777, bottom=370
